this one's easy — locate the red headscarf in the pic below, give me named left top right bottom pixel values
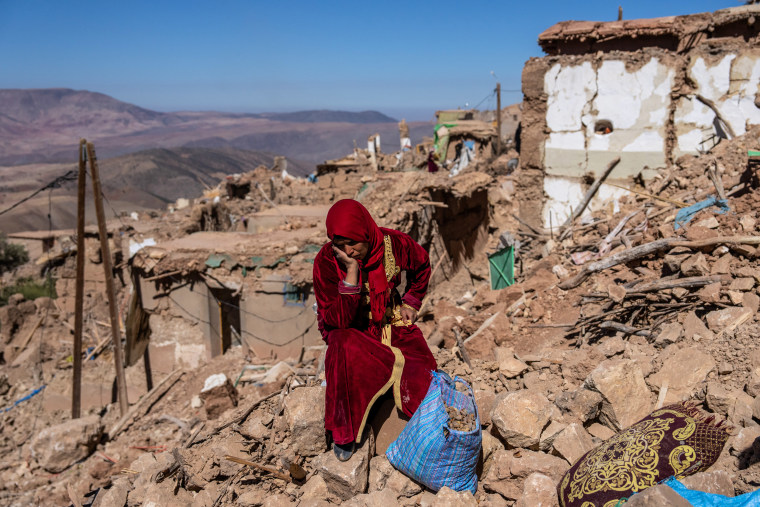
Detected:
left=325, top=199, right=388, bottom=323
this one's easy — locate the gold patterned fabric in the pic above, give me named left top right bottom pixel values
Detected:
left=557, top=402, right=732, bottom=507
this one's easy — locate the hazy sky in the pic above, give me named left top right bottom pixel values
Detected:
left=0, top=0, right=738, bottom=120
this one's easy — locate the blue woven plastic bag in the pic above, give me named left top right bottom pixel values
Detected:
left=386, top=370, right=481, bottom=493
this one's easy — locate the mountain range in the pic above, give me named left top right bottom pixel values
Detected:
left=0, top=89, right=429, bottom=167
left=0, top=89, right=432, bottom=232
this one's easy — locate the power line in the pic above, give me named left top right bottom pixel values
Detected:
left=0, top=170, right=77, bottom=217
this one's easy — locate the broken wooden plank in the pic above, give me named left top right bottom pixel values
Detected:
left=598, top=321, right=653, bottom=338
left=560, top=156, right=621, bottom=232
left=109, top=369, right=185, bottom=438
left=627, top=274, right=731, bottom=295
left=224, top=455, right=291, bottom=482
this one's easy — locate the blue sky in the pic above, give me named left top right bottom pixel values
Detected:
left=0, top=0, right=738, bottom=120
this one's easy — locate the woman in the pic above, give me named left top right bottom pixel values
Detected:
left=313, top=199, right=437, bottom=461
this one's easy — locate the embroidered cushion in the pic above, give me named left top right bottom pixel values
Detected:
left=557, top=402, right=731, bottom=507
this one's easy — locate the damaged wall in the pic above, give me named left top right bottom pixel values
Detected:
left=521, top=12, right=760, bottom=229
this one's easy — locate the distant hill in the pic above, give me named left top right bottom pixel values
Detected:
left=0, top=89, right=431, bottom=167
left=0, top=147, right=299, bottom=233
left=259, top=110, right=396, bottom=123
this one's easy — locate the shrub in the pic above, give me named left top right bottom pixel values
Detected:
left=0, top=234, right=29, bottom=274
left=0, top=277, right=56, bottom=306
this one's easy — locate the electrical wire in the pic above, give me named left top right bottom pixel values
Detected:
left=0, top=169, right=77, bottom=217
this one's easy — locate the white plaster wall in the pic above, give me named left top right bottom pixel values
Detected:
left=542, top=57, right=673, bottom=227
left=543, top=176, right=627, bottom=228
left=675, top=51, right=760, bottom=154
left=149, top=314, right=208, bottom=370
left=545, top=62, right=597, bottom=132
left=543, top=57, right=672, bottom=180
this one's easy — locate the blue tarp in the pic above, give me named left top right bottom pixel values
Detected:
left=674, top=196, right=730, bottom=230
left=666, top=477, right=760, bottom=506
left=1, top=386, right=45, bottom=413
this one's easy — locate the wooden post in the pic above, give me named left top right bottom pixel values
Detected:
left=86, top=142, right=129, bottom=416
left=143, top=347, right=154, bottom=392
left=495, top=82, right=502, bottom=156
left=72, top=139, right=87, bottom=419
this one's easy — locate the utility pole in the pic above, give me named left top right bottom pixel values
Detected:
left=72, top=140, right=87, bottom=419
left=86, top=142, right=129, bottom=416
left=495, top=82, right=502, bottom=156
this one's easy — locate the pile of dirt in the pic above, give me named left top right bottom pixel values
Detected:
left=445, top=405, right=477, bottom=433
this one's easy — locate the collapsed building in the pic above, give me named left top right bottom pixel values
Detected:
left=3, top=5, right=760, bottom=506
left=519, top=4, right=760, bottom=229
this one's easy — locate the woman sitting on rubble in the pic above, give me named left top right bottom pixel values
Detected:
left=313, top=199, right=437, bottom=461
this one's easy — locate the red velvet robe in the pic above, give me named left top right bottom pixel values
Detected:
left=313, top=227, right=437, bottom=445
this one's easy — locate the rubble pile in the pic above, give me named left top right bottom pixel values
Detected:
left=1, top=116, right=760, bottom=506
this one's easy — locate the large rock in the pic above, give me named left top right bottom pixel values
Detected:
left=682, top=311, right=714, bottom=341
left=92, top=478, right=129, bottom=507
left=624, top=484, right=691, bottom=506
left=311, top=439, right=370, bottom=501
left=479, top=430, right=506, bottom=476
left=429, top=487, right=478, bottom=507
left=515, top=473, right=559, bottom=507
left=554, top=388, right=602, bottom=422
left=140, top=483, right=195, bottom=507
left=494, top=347, right=529, bottom=378
left=367, top=455, right=421, bottom=498
left=299, top=474, right=332, bottom=505
left=584, top=359, right=653, bottom=431
left=680, top=253, right=709, bottom=276
left=482, top=449, right=568, bottom=501
left=706, top=381, right=737, bottom=415
left=648, top=347, right=715, bottom=404
left=342, top=489, right=399, bottom=507
left=730, top=391, right=756, bottom=428
left=680, top=470, right=734, bottom=496
left=551, top=423, right=595, bottom=465
left=491, top=390, right=553, bottom=449
left=283, top=386, right=326, bottom=456
left=539, top=420, right=567, bottom=452
left=561, top=348, right=604, bottom=384
left=30, top=415, right=103, bottom=473
left=731, top=426, right=760, bottom=457
left=705, top=307, right=753, bottom=334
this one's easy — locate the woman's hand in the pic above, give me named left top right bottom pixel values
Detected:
left=333, top=244, right=359, bottom=286
left=400, top=305, right=418, bottom=325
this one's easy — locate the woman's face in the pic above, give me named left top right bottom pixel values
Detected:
left=332, top=236, right=369, bottom=261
